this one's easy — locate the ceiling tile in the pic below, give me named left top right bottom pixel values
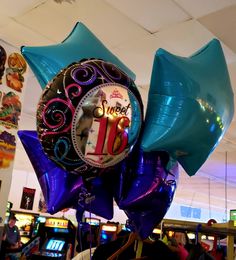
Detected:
left=105, top=0, right=190, bottom=33
left=174, top=0, right=236, bottom=18
left=15, top=0, right=149, bottom=47
left=0, top=0, right=46, bottom=17
left=0, top=20, right=54, bottom=47
left=198, top=5, right=236, bottom=53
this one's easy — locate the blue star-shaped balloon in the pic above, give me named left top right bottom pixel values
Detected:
left=21, top=22, right=135, bottom=89
left=141, top=39, right=234, bottom=176
left=19, top=21, right=235, bottom=239
left=18, top=130, right=114, bottom=219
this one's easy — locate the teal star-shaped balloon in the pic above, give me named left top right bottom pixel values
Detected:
left=141, top=39, right=234, bottom=176
left=19, top=22, right=234, bottom=238
left=21, top=22, right=135, bottom=89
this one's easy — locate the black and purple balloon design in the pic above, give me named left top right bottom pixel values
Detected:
left=19, top=22, right=234, bottom=239
left=37, top=59, right=143, bottom=174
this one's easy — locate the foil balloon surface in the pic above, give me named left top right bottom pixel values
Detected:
left=141, top=39, right=234, bottom=176
left=36, top=59, right=143, bottom=174
left=21, top=22, right=135, bottom=89
left=114, top=147, right=179, bottom=239
left=18, top=130, right=114, bottom=219
left=20, top=23, right=234, bottom=240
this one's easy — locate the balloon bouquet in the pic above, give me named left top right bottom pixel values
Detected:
left=19, top=22, right=234, bottom=239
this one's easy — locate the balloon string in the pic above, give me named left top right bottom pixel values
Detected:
left=89, top=202, right=92, bottom=260
left=225, top=151, right=228, bottom=222
left=78, top=221, right=83, bottom=255
left=208, top=178, right=211, bottom=219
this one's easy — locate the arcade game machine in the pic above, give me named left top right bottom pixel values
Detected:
left=149, top=228, right=162, bottom=242
left=77, top=217, right=101, bottom=252
left=31, top=217, right=76, bottom=260
left=3, top=211, right=41, bottom=259
left=13, top=211, right=39, bottom=245
left=98, top=222, right=119, bottom=245
left=31, top=215, right=47, bottom=238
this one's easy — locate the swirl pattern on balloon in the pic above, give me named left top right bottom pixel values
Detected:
left=37, top=59, right=143, bottom=174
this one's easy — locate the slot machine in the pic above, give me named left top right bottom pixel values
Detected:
left=31, top=217, right=76, bottom=260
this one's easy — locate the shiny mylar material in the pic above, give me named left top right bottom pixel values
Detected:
left=114, top=147, right=179, bottom=239
left=141, top=39, right=234, bottom=176
left=21, top=22, right=135, bottom=89
left=19, top=28, right=235, bottom=240
left=37, top=59, right=143, bottom=174
left=17, top=130, right=114, bottom=219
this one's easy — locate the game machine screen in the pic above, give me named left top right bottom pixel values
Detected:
left=230, top=209, right=236, bottom=226
left=32, top=217, right=76, bottom=259
left=45, top=239, right=66, bottom=252
left=85, top=217, right=100, bottom=226
left=98, top=223, right=119, bottom=245
left=13, top=211, right=39, bottom=245
left=77, top=217, right=101, bottom=252
left=121, top=224, right=131, bottom=232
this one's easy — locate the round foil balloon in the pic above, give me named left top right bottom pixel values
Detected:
left=37, top=59, right=143, bottom=174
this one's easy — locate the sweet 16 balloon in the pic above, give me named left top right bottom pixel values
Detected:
left=141, top=39, right=234, bottom=176
left=20, top=21, right=234, bottom=239
left=36, top=59, right=143, bottom=174
left=21, top=22, right=135, bottom=89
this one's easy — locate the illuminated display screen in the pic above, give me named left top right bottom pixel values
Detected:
left=37, top=216, right=46, bottom=223
left=21, top=237, right=30, bottom=244
left=45, top=218, right=68, bottom=229
left=14, top=213, right=35, bottom=235
left=85, top=218, right=100, bottom=226
left=46, top=239, right=65, bottom=251
left=100, top=229, right=117, bottom=245
left=153, top=228, right=161, bottom=234
left=187, top=233, right=196, bottom=239
left=121, top=224, right=131, bottom=232
left=15, top=213, right=34, bottom=226
left=230, top=209, right=236, bottom=219
left=230, top=209, right=236, bottom=225
left=101, top=225, right=117, bottom=232
left=53, top=228, right=69, bottom=233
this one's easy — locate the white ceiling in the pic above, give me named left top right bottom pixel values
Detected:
left=1, top=0, right=236, bottom=217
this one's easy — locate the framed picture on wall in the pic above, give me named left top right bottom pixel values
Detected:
left=20, top=187, right=35, bottom=210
